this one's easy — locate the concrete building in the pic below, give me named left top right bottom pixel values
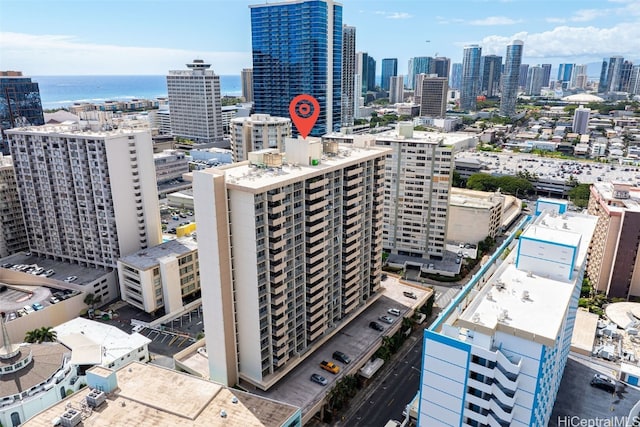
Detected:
left=419, top=75, right=448, bottom=118
left=389, top=75, right=404, bottom=104
left=6, top=125, right=162, bottom=269
left=148, top=105, right=172, bottom=135
left=241, top=68, right=253, bottom=103
left=53, top=317, right=151, bottom=371
left=193, top=138, right=389, bottom=389
left=499, top=40, right=524, bottom=117
left=419, top=209, right=597, bottom=426
left=480, top=55, right=502, bottom=98
left=375, top=123, right=476, bottom=260
left=117, top=237, right=199, bottom=314
left=572, top=106, right=591, bottom=135
left=23, top=362, right=302, bottom=427
left=447, top=188, right=504, bottom=244
left=154, top=149, right=189, bottom=185
left=525, top=65, right=544, bottom=96
left=587, top=182, right=640, bottom=298
left=341, top=25, right=356, bottom=127
left=230, top=114, right=292, bottom=162
left=167, top=59, right=223, bottom=143
left=0, top=155, right=28, bottom=257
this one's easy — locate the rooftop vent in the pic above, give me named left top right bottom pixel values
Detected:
left=522, top=290, right=530, bottom=301
left=220, top=410, right=227, bottom=418
left=59, top=409, right=82, bottom=427
left=486, top=291, right=494, bottom=301
left=527, top=271, right=534, bottom=278
left=495, top=280, right=505, bottom=291
left=562, top=222, right=569, bottom=229
left=86, top=389, right=106, bottom=408
left=472, top=313, right=481, bottom=324
left=231, top=397, right=238, bottom=404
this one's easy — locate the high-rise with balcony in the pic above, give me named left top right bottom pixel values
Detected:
left=499, top=40, right=524, bottom=117
left=167, top=60, right=223, bottom=143
left=6, top=125, right=162, bottom=268
left=419, top=76, right=448, bottom=118
left=381, top=58, right=398, bottom=91
left=193, top=138, right=388, bottom=389
left=389, top=76, right=404, bottom=104
left=341, top=25, right=356, bottom=127
left=230, top=113, right=291, bottom=162
left=0, top=71, right=45, bottom=154
left=606, top=56, right=625, bottom=92
left=251, top=0, right=342, bottom=136
left=375, top=123, right=475, bottom=260
left=460, top=45, right=482, bottom=111
left=0, top=155, right=28, bottom=257
left=419, top=210, right=597, bottom=427
left=241, top=68, right=254, bottom=103
left=480, top=55, right=502, bottom=98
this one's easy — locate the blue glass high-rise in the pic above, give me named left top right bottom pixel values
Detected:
left=250, top=0, right=342, bottom=136
left=0, top=72, right=45, bottom=153
left=499, top=40, right=524, bottom=117
left=460, top=45, right=482, bottom=111
left=381, top=58, right=397, bottom=91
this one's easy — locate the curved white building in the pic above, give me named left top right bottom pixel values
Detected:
left=229, top=114, right=291, bottom=162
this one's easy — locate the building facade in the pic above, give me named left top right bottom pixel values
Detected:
left=154, top=149, right=189, bottom=185
left=480, top=55, right=502, bottom=98
left=461, top=46, right=482, bottom=112
left=419, top=210, right=597, bottom=426
left=167, top=60, right=223, bottom=143
left=447, top=188, right=504, bottom=244
left=587, top=182, right=640, bottom=298
left=0, top=155, right=28, bottom=257
left=572, top=107, right=591, bottom=135
left=6, top=125, right=162, bottom=268
left=118, top=237, right=199, bottom=314
left=381, top=58, right=398, bottom=91
left=341, top=25, right=356, bottom=127
left=419, top=76, right=448, bottom=118
left=230, top=114, right=292, bottom=162
left=0, top=71, right=45, bottom=154
left=499, top=40, right=524, bottom=117
left=389, top=75, right=405, bottom=104
left=450, top=63, right=463, bottom=90
left=525, top=65, right=544, bottom=96
left=375, top=124, right=476, bottom=260
left=193, top=138, right=388, bottom=389
left=434, top=57, right=451, bottom=78
left=241, top=68, right=254, bottom=103
left=251, top=0, right=342, bottom=136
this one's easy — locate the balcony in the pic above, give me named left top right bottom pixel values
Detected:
left=494, top=367, right=519, bottom=392
left=272, top=334, right=287, bottom=348
left=306, top=251, right=325, bottom=265
left=345, top=186, right=361, bottom=197
left=345, top=213, right=360, bottom=227
left=267, top=192, right=285, bottom=202
left=307, top=306, right=327, bottom=324
left=307, top=178, right=327, bottom=190
left=308, top=325, right=325, bottom=342
left=269, top=238, right=287, bottom=251
left=306, top=221, right=325, bottom=234
left=307, top=278, right=327, bottom=295
left=307, top=290, right=325, bottom=305
left=270, top=271, right=286, bottom=284
left=271, top=303, right=286, bottom=317
left=273, top=343, right=289, bottom=358
left=306, top=189, right=328, bottom=201
left=306, top=230, right=324, bottom=244
left=269, top=226, right=286, bottom=239
left=306, top=210, right=326, bottom=223
left=272, top=313, right=288, bottom=328
left=307, top=259, right=328, bottom=275
left=269, top=249, right=287, bottom=262
left=343, top=290, right=359, bottom=307
left=271, top=292, right=286, bottom=307
left=345, top=166, right=363, bottom=177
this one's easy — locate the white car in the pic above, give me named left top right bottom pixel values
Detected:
left=64, top=276, right=78, bottom=283
left=388, top=308, right=401, bottom=316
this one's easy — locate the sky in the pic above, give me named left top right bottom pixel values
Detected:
left=1, top=0, right=640, bottom=77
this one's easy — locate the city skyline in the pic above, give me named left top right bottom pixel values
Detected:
left=2, top=0, right=640, bottom=76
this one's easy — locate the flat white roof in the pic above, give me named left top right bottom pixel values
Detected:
left=375, top=130, right=473, bottom=146
left=54, top=317, right=151, bottom=366
left=119, top=237, right=197, bottom=270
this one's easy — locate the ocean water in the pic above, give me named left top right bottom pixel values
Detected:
left=34, top=75, right=242, bottom=110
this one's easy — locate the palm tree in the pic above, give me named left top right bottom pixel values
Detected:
left=24, top=329, right=39, bottom=343
left=37, top=327, right=57, bottom=343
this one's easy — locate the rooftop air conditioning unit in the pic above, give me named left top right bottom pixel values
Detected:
left=522, top=290, right=530, bottom=301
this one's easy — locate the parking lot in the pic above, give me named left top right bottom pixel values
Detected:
left=0, top=284, right=77, bottom=321
left=160, top=207, right=195, bottom=237
left=550, top=354, right=640, bottom=426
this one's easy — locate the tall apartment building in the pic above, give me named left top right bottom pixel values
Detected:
left=525, top=65, right=544, bottom=96
left=251, top=0, right=342, bottom=136
left=541, top=63, right=552, bottom=87
left=518, top=64, right=529, bottom=90
left=117, top=237, right=199, bottom=314
left=450, top=63, right=463, bottom=90
left=572, top=64, right=588, bottom=89
left=572, top=106, right=591, bottom=135
left=167, top=59, right=223, bottom=143
left=193, top=138, right=389, bottom=389
left=629, top=65, right=640, bottom=96
left=0, top=155, right=28, bottom=257
left=499, top=40, right=524, bottom=117
left=381, top=58, right=398, bottom=91
left=230, top=114, right=291, bottom=162
left=389, top=75, right=404, bottom=104
left=241, top=68, right=254, bottom=103
left=356, top=52, right=376, bottom=93
left=409, top=56, right=434, bottom=90
left=557, top=63, right=575, bottom=87
left=341, top=25, right=356, bottom=127
left=461, top=45, right=482, bottom=111
left=375, top=123, right=475, bottom=260
left=419, top=210, right=597, bottom=426
left=480, top=55, right=502, bottom=98
left=0, top=71, right=45, bottom=153
left=419, top=76, right=448, bottom=118
left=434, top=57, right=451, bottom=78
left=6, top=125, right=162, bottom=268
left=587, top=182, right=640, bottom=298
left=606, top=56, right=625, bottom=92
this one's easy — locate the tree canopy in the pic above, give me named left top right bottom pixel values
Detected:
left=24, top=326, right=57, bottom=343
left=466, top=173, right=534, bottom=196
left=568, top=183, right=591, bottom=208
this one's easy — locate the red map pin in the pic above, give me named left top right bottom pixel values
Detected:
left=289, top=94, right=320, bottom=139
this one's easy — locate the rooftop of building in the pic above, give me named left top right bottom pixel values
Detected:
left=53, top=317, right=151, bottom=367
left=5, top=124, right=150, bottom=139
left=449, top=188, right=504, bottom=209
left=374, top=126, right=474, bottom=147
left=23, top=362, right=299, bottom=427
left=455, top=211, right=598, bottom=347
left=0, top=154, right=13, bottom=168
left=0, top=342, right=69, bottom=398
left=230, top=113, right=291, bottom=124
left=591, top=181, right=640, bottom=211
left=118, top=237, right=198, bottom=270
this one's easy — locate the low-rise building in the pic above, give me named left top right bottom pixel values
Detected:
left=447, top=188, right=504, bottom=244
left=117, top=237, right=199, bottom=314
left=154, top=149, right=189, bottom=185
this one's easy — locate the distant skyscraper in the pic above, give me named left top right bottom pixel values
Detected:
left=450, top=63, right=463, bottom=90
left=572, top=106, right=591, bottom=135
left=389, top=75, right=404, bottom=104
left=367, top=55, right=376, bottom=91
left=525, top=65, right=544, bottom=96
left=410, top=57, right=434, bottom=90
left=241, top=68, right=253, bottom=102
left=629, top=66, right=640, bottom=95
left=541, top=64, right=552, bottom=87
left=356, top=52, right=375, bottom=93
left=620, top=60, right=633, bottom=92
left=0, top=71, right=44, bottom=153
left=606, top=56, right=624, bottom=92
left=250, top=0, right=342, bottom=136
left=572, top=64, right=588, bottom=89
left=167, top=59, right=223, bottom=143
left=499, top=40, right=524, bottom=117
left=518, top=64, right=529, bottom=89
left=419, top=76, right=448, bottom=117
left=381, top=58, right=398, bottom=91
left=434, top=57, right=451, bottom=78
left=341, top=25, right=356, bottom=127
left=598, top=59, right=609, bottom=93
left=6, top=126, right=162, bottom=269
left=480, top=55, right=502, bottom=97
left=461, top=45, right=482, bottom=111
left=557, top=63, right=574, bottom=88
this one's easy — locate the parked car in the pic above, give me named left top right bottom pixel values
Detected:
left=403, top=291, right=417, bottom=299
left=1, top=263, right=13, bottom=268
left=64, top=276, right=78, bottom=283
left=6, top=312, right=17, bottom=321
left=310, top=373, right=328, bottom=386
left=32, top=303, right=44, bottom=311
left=43, top=269, right=55, bottom=277
left=23, top=305, right=35, bottom=314
left=369, top=321, right=384, bottom=332
left=49, top=297, right=60, bottom=304
left=320, top=360, right=340, bottom=374
left=388, top=308, right=401, bottom=316
left=379, top=315, right=394, bottom=324
left=332, top=351, right=351, bottom=364
left=590, top=374, right=616, bottom=393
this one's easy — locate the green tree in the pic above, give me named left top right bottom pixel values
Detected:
left=24, top=329, right=39, bottom=343
left=452, top=170, right=464, bottom=188
left=24, top=327, right=57, bottom=343
left=84, top=293, right=102, bottom=309
left=568, top=183, right=591, bottom=208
